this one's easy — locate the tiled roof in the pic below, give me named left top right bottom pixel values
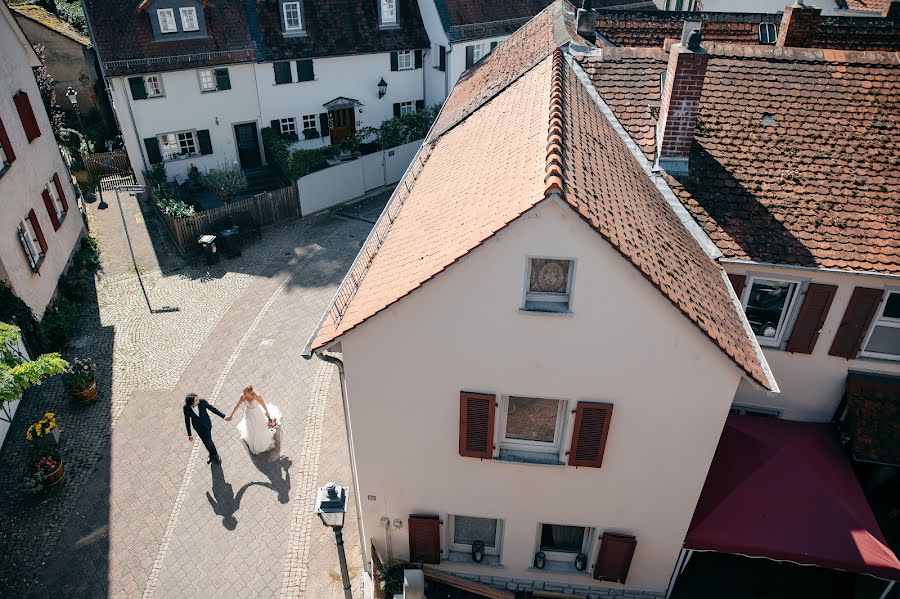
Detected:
left=435, top=0, right=554, bottom=41
left=579, top=44, right=900, bottom=274
left=842, top=0, right=893, bottom=12
left=310, top=4, right=774, bottom=390
left=10, top=3, right=91, bottom=46
left=255, top=0, right=429, bottom=62
left=84, top=0, right=254, bottom=76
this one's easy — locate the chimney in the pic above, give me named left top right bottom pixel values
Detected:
left=776, top=1, right=822, bottom=48
left=656, top=27, right=709, bottom=176
left=576, top=0, right=597, bottom=44
left=885, top=0, right=900, bottom=19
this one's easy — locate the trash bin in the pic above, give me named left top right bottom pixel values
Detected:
left=218, top=226, right=242, bottom=258
left=198, top=234, right=218, bottom=265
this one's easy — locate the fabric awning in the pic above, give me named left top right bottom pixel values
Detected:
left=685, top=414, right=900, bottom=581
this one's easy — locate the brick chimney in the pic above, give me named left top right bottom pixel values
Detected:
left=656, top=27, right=709, bottom=176
left=576, top=0, right=597, bottom=44
left=776, top=1, right=822, bottom=48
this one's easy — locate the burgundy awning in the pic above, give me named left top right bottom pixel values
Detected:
left=685, top=414, right=900, bottom=581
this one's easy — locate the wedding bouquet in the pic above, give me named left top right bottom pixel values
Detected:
left=267, top=417, right=279, bottom=430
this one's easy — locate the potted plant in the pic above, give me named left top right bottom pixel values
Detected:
left=302, top=128, right=320, bottom=140
left=63, top=357, right=97, bottom=402
left=35, top=453, right=65, bottom=487
left=26, top=412, right=61, bottom=446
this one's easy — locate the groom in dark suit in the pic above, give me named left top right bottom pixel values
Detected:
left=184, top=393, right=226, bottom=464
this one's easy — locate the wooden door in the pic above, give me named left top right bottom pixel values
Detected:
left=328, top=108, right=356, bottom=145
left=234, top=123, right=261, bottom=168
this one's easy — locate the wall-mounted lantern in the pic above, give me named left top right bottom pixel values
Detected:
left=377, top=77, right=388, bottom=99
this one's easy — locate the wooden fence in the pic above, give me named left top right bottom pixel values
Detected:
left=371, top=541, right=387, bottom=599
left=157, top=184, right=300, bottom=255
left=83, top=150, right=132, bottom=183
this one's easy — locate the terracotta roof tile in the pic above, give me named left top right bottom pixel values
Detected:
left=578, top=45, right=900, bottom=274
left=10, top=4, right=91, bottom=46
left=843, top=0, right=893, bottom=12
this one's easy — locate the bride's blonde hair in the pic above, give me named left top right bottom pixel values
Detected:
left=243, top=385, right=255, bottom=396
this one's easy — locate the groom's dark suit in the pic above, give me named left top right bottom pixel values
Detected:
left=184, top=399, right=226, bottom=462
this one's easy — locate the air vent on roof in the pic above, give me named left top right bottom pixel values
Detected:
left=759, top=22, right=777, bottom=45
left=761, top=113, right=777, bottom=126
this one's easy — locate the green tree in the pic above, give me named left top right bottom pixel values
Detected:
left=0, top=323, right=68, bottom=423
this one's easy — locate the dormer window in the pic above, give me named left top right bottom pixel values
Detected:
left=759, top=22, right=777, bottom=45
left=157, top=8, right=177, bottom=33
left=180, top=7, right=199, bottom=32
left=283, top=1, right=303, bottom=31
left=380, top=0, right=397, bottom=27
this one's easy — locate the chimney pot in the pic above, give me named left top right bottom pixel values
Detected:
left=576, top=4, right=597, bottom=44
left=686, top=29, right=703, bottom=51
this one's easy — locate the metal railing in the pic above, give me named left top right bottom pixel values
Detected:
left=450, top=16, right=532, bottom=36
left=105, top=48, right=255, bottom=70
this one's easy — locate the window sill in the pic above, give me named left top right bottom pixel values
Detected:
left=282, top=31, right=308, bottom=38
left=851, top=355, right=900, bottom=365
left=527, top=563, right=590, bottom=576
left=446, top=551, right=503, bottom=568
left=496, top=449, right=565, bottom=467
left=519, top=306, right=573, bottom=317
left=30, top=254, right=45, bottom=274
left=379, top=24, right=401, bottom=30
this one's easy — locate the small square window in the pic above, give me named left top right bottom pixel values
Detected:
left=524, top=257, right=573, bottom=313
left=861, top=291, right=900, bottom=360
left=472, top=43, right=486, bottom=63
left=380, top=0, right=397, bottom=25
left=280, top=118, right=297, bottom=136
left=301, top=114, right=318, bottom=135
left=180, top=7, right=199, bottom=32
left=759, top=22, right=777, bottom=45
left=47, top=179, right=64, bottom=219
left=500, top=396, right=566, bottom=463
left=399, top=101, right=415, bottom=115
left=742, top=277, right=800, bottom=346
left=157, top=9, right=177, bottom=33
left=536, top=523, right=593, bottom=571
left=145, top=75, right=163, bottom=97
left=396, top=50, right=414, bottom=70
left=159, top=131, right=197, bottom=160
left=448, top=515, right=502, bottom=564
left=283, top=1, right=303, bottom=31
left=198, top=69, right=216, bottom=92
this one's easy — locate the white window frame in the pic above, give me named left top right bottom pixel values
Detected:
left=47, top=179, right=64, bottom=220
left=398, top=101, right=415, bottom=116
left=144, top=75, right=164, bottom=98
left=523, top=256, right=575, bottom=313
left=157, top=8, right=177, bottom=33
left=180, top=7, right=199, bottom=31
left=759, top=22, right=777, bottom=45
left=396, top=50, right=414, bottom=71
left=197, top=69, right=216, bottom=92
left=730, top=404, right=781, bottom=418
left=472, top=43, right=487, bottom=63
left=535, top=523, right=594, bottom=564
left=0, top=140, right=7, bottom=165
left=380, top=0, right=397, bottom=26
left=499, top=395, right=568, bottom=455
left=283, top=1, right=303, bottom=31
left=740, top=275, right=803, bottom=348
left=448, top=515, right=503, bottom=557
left=279, top=118, right=297, bottom=136
left=158, top=130, right=198, bottom=160
left=859, top=290, right=900, bottom=361
left=301, top=114, right=317, bottom=133
left=18, top=218, right=42, bottom=268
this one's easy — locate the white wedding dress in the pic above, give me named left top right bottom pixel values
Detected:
left=237, top=398, right=282, bottom=454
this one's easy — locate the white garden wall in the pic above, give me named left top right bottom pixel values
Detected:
left=297, top=140, right=422, bottom=215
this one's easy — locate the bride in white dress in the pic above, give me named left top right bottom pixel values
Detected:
left=225, top=385, right=282, bottom=454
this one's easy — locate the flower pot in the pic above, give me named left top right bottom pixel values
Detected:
left=35, top=426, right=61, bottom=447
left=72, top=381, right=97, bottom=402
left=42, top=462, right=65, bottom=487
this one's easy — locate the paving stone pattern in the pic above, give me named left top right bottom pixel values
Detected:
left=0, top=189, right=388, bottom=598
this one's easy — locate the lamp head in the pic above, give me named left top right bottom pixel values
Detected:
left=315, top=482, right=348, bottom=528
left=377, top=77, right=388, bottom=99
left=65, top=86, right=78, bottom=105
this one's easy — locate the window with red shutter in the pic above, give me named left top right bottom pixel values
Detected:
left=42, top=189, right=61, bottom=231
left=785, top=283, right=837, bottom=354
left=408, top=514, right=441, bottom=564
left=459, top=392, right=495, bottom=459
left=593, top=533, right=637, bottom=583
left=728, top=274, right=746, bottom=297
left=567, top=402, right=613, bottom=468
left=52, top=173, right=69, bottom=214
left=13, top=92, right=41, bottom=142
left=0, top=116, right=15, bottom=165
left=27, top=209, right=48, bottom=254
left=829, top=287, right=883, bottom=359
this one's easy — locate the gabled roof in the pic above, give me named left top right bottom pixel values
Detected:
left=579, top=44, right=900, bottom=273
left=842, top=0, right=893, bottom=12
left=254, top=0, right=429, bottom=61
left=10, top=3, right=91, bottom=46
left=434, top=0, right=555, bottom=42
left=308, top=1, right=775, bottom=390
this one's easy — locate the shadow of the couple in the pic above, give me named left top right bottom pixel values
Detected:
left=207, top=448, right=292, bottom=530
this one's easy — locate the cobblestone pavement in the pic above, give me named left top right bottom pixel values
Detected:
left=0, top=190, right=389, bottom=598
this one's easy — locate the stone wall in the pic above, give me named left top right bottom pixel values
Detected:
left=449, top=570, right=665, bottom=599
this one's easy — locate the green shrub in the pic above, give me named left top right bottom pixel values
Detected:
left=202, top=163, right=247, bottom=203
left=74, top=236, right=101, bottom=271
left=0, top=281, right=45, bottom=353
left=144, top=166, right=195, bottom=218
left=41, top=296, right=78, bottom=351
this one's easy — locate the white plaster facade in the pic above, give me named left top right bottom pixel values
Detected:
left=0, top=3, right=83, bottom=318
left=334, top=199, right=748, bottom=595
left=724, top=262, right=900, bottom=422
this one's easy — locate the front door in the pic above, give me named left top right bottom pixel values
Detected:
left=328, top=108, right=356, bottom=145
left=234, top=123, right=261, bottom=169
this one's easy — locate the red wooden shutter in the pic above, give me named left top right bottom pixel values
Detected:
left=459, top=392, right=495, bottom=459
left=0, top=116, right=15, bottom=163
left=829, top=287, right=883, bottom=359
left=42, top=189, right=61, bottom=231
left=567, top=402, right=613, bottom=468
left=408, top=514, right=441, bottom=564
left=784, top=283, right=837, bottom=354
left=27, top=209, right=47, bottom=254
left=593, top=533, right=637, bottom=583
left=728, top=274, right=746, bottom=297
left=52, top=173, right=69, bottom=213
left=13, top=92, right=41, bottom=142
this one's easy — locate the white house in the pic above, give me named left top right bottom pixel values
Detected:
left=84, top=0, right=430, bottom=183
left=0, top=1, right=83, bottom=318
left=305, top=1, right=900, bottom=596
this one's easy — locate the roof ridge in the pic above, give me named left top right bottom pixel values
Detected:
left=545, top=48, right=565, bottom=197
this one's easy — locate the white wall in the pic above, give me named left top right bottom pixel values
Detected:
left=298, top=139, right=421, bottom=214
left=110, top=62, right=261, bottom=184
left=0, top=5, right=83, bottom=317
left=725, top=263, right=900, bottom=422
left=338, top=199, right=744, bottom=594
left=415, top=0, right=451, bottom=104
left=447, top=35, right=510, bottom=96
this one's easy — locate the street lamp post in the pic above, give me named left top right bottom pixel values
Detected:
left=64, top=86, right=86, bottom=137
left=315, top=482, right=352, bottom=599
